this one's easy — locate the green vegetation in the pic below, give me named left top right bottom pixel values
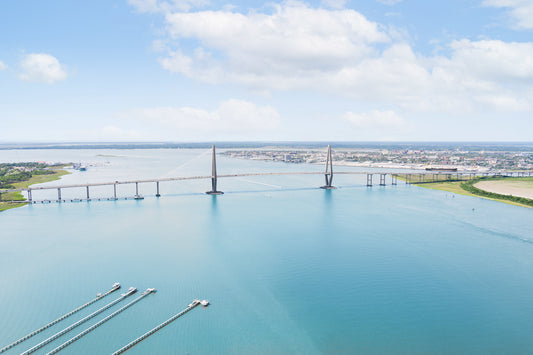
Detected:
left=460, top=177, right=533, bottom=207
left=397, top=173, right=533, bottom=208
left=0, top=163, right=70, bottom=212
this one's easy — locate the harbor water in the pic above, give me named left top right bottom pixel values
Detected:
left=1, top=149, right=533, bottom=354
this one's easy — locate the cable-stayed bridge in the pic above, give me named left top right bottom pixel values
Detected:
left=1, top=145, right=530, bottom=204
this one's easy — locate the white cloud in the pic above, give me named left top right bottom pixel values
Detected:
left=483, top=0, right=533, bottom=30
left=343, top=110, right=405, bottom=129
left=0, top=61, right=7, bottom=71
left=119, top=99, right=280, bottom=139
left=128, top=0, right=208, bottom=13
left=145, top=1, right=533, bottom=114
left=163, top=2, right=390, bottom=75
left=18, top=53, right=68, bottom=84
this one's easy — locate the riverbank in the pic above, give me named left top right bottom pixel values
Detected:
left=0, top=168, right=70, bottom=212
left=474, top=178, right=533, bottom=199
left=403, top=175, right=533, bottom=209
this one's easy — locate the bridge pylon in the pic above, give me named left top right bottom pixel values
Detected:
left=320, top=145, right=336, bottom=189
left=206, top=145, right=224, bottom=195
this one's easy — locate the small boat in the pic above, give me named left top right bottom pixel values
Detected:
left=79, top=165, right=87, bottom=171
left=200, top=300, right=210, bottom=307
left=112, top=282, right=121, bottom=290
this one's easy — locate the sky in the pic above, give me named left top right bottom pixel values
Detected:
left=0, top=0, right=532, bottom=142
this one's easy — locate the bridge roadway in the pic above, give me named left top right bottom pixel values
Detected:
left=0, top=170, right=491, bottom=194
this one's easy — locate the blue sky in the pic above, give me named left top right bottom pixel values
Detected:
left=0, top=0, right=532, bottom=142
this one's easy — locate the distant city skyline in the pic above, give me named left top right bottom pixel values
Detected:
left=1, top=0, right=532, bottom=142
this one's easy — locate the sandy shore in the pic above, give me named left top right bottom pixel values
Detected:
left=474, top=180, right=533, bottom=199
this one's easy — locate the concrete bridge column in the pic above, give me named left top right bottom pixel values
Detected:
left=379, top=174, right=386, bottom=186
left=86, top=186, right=90, bottom=201
left=367, top=174, right=373, bottom=187
left=134, top=182, right=145, bottom=200
left=113, top=183, right=117, bottom=200
left=28, top=189, right=32, bottom=203
left=57, top=188, right=62, bottom=202
left=156, top=181, right=160, bottom=197
left=391, top=175, right=397, bottom=185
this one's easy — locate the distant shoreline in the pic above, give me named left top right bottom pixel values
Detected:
left=409, top=176, right=533, bottom=209
left=1, top=142, right=533, bottom=152
left=0, top=165, right=70, bottom=212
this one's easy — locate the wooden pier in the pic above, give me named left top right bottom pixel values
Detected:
left=21, top=287, right=137, bottom=355
left=46, top=288, right=157, bottom=355
left=112, top=299, right=209, bottom=354
left=0, top=283, right=121, bottom=353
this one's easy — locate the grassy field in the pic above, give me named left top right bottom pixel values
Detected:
left=0, top=169, right=70, bottom=212
left=409, top=176, right=533, bottom=209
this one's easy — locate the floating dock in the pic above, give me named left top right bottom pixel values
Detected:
left=46, top=288, right=157, bottom=355
left=0, top=283, right=121, bottom=354
left=21, top=286, right=137, bottom=355
left=111, top=299, right=209, bottom=355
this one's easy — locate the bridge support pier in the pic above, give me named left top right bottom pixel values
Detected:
left=367, top=174, right=373, bottom=187
left=57, top=188, right=62, bottom=202
left=134, top=182, right=144, bottom=200
left=206, top=145, right=223, bottom=195
left=320, top=145, right=336, bottom=189
left=113, top=183, right=117, bottom=200
left=379, top=174, right=386, bottom=186
left=156, top=181, right=160, bottom=197
left=27, top=189, right=32, bottom=203
left=391, top=175, right=397, bottom=185
left=86, top=186, right=90, bottom=201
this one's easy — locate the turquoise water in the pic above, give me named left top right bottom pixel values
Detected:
left=1, top=149, right=533, bottom=354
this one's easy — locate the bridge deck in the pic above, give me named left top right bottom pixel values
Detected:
left=0, top=170, right=499, bottom=193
